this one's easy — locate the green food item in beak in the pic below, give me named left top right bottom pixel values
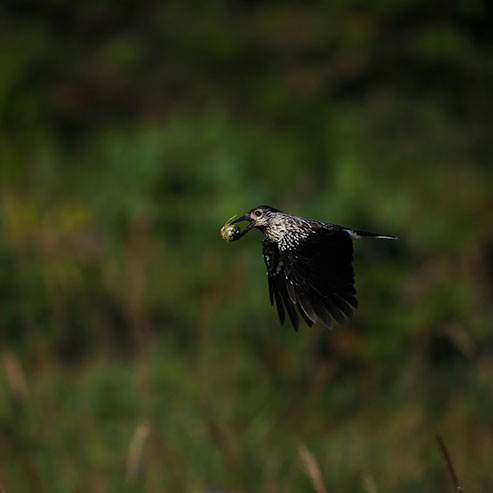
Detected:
left=220, top=214, right=254, bottom=242
left=220, top=223, right=241, bottom=242
left=220, top=215, right=241, bottom=242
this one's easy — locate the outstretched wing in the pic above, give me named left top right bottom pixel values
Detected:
left=262, top=238, right=310, bottom=331
left=262, top=230, right=357, bottom=330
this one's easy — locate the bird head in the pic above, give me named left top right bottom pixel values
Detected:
left=230, top=205, right=281, bottom=239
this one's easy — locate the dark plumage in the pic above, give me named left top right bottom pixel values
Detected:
left=227, top=205, right=397, bottom=330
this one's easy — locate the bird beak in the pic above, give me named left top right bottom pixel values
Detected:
left=230, top=215, right=255, bottom=240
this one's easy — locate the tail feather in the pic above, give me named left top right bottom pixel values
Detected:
left=344, top=228, right=398, bottom=240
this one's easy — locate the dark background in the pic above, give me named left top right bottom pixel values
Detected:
left=1, top=1, right=492, bottom=491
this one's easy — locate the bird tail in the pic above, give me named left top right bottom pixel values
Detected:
left=344, top=228, right=398, bottom=240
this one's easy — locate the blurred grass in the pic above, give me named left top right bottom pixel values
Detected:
left=0, top=1, right=493, bottom=491
left=2, top=338, right=493, bottom=492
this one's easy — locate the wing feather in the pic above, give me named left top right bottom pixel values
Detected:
left=280, top=229, right=356, bottom=329
left=273, top=286, right=285, bottom=325
left=262, top=229, right=356, bottom=330
left=263, top=239, right=299, bottom=330
left=278, top=281, right=300, bottom=329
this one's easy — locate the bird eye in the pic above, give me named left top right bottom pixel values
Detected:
left=254, top=210, right=262, bottom=217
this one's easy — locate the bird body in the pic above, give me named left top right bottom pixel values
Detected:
left=225, top=206, right=397, bottom=330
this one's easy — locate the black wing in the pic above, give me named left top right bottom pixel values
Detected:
left=262, top=238, right=310, bottom=331
left=262, top=230, right=357, bottom=330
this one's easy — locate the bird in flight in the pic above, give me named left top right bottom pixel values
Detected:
left=221, top=205, right=397, bottom=330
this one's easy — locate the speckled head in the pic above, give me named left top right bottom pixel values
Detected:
left=230, top=205, right=283, bottom=239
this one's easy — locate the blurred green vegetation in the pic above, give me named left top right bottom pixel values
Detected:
left=1, top=1, right=493, bottom=491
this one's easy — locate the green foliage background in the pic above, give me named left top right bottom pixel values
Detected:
left=0, top=2, right=492, bottom=491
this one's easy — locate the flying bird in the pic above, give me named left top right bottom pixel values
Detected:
left=222, top=206, right=397, bottom=330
